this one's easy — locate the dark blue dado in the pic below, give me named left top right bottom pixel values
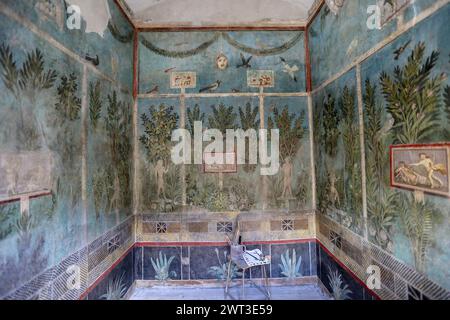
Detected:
left=81, top=240, right=382, bottom=300
left=316, top=242, right=378, bottom=300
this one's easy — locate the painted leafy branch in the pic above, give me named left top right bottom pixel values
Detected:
left=208, top=248, right=242, bottom=281
left=100, top=272, right=128, bottom=300
left=187, top=104, right=205, bottom=136
left=239, top=102, right=260, bottom=131
left=340, top=86, right=362, bottom=221
left=140, top=104, right=179, bottom=163
left=398, top=194, right=440, bottom=273
left=364, top=79, right=397, bottom=251
left=380, top=42, right=444, bottom=144
left=0, top=44, right=57, bottom=97
left=104, top=91, right=132, bottom=212
left=321, top=94, right=340, bottom=158
left=151, top=251, right=177, bottom=281
left=89, top=81, right=102, bottom=129
left=279, top=249, right=302, bottom=278
left=55, top=73, right=82, bottom=121
left=327, top=266, right=352, bottom=300
left=268, top=106, right=306, bottom=162
left=444, top=84, right=450, bottom=138
left=208, top=103, right=237, bottom=134
left=239, top=102, right=260, bottom=172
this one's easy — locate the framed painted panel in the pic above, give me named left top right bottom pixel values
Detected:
left=170, top=72, right=197, bottom=89
left=203, top=152, right=237, bottom=173
left=247, top=70, right=275, bottom=88
left=390, top=144, right=450, bottom=197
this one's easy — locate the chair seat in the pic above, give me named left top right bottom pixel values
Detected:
left=231, top=248, right=271, bottom=269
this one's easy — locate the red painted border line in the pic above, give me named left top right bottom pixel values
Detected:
left=79, top=245, right=134, bottom=300
left=137, top=26, right=307, bottom=32
left=304, top=26, right=312, bottom=92
left=316, top=239, right=381, bottom=300
left=0, top=191, right=52, bottom=206
left=135, top=238, right=316, bottom=247
left=113, top=0, right=135, bottom=29
left=306, top=0, right=325, bottom=28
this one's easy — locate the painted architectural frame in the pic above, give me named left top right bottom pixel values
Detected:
left=390, top=144, right=450, bottom=198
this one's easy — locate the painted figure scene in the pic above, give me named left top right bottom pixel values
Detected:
left=0, top=0, right=449, bottom=303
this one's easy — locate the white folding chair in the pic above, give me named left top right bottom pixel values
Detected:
left=224, top=217, right=271, bottom=300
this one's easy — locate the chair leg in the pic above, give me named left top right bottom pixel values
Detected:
left=241, top=268, right=245, bottom=300
left=225, top=260, right=232, bottom=296
left=262, top=265, right=271, bottom=300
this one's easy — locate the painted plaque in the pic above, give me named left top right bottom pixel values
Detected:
left=247, top=70, right=275, bottom=88
left=390, top=144, right=450, bottom=197
left=170, top=72, right=197, bottom=89
left=203, top=152, right=237, bottom=173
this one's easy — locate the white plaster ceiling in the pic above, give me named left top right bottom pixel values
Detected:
left=123, top=0, right=317, bottom=26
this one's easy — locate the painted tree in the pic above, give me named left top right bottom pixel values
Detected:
left=0, top=44, right=57, bottom=149
left=208, top=103, right=237, bottom=134
left=364, top=79, right=397, bottom=251
left=322, top=94, right=340, bottom=158
left=340, top=86, right=362, bottom=224
left=140, top=104, right=179, bottom=163
left=239, top=102, right=260, bottom=172
left=444, top=84, right=450, bottom=138
left=105, top=91, right=131, bottom=212
left=378, top=42, right=445, bottom=270
left=89, top=80, right=102, bottom=130
left=380, top=42, right=444, bottom=144
left=55, top=73, right=82, bottom=121
left=268, top=106, right=306, bottom=162
left=187, top=104, right=205, bottom=136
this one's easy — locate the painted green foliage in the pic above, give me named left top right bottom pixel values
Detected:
left=379, top=42, right=445, bottom=144
left=140, top=104, right=179, bottom=163
left=315, top=84, right=361, bottom=233
left=364, top=42, right=446, bottom=272
left=89, top=82, right=132, bottom=220
left=268, top=106, right=306, bottom=162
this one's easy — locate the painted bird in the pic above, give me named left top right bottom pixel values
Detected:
left=280, top=57, right=299, bottom=82
left=237, top=53, right=252, bottom=68
left=393, top=40, right=411, bottom=60
left=146, top=85, right=159, bottom=94
left=164, top=67, right=176, bottom=73
left=199, top=80, right=221, bottom=93
left=85, top=54, right=99, bottom=66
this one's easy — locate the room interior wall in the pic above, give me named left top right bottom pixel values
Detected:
left=0, top=0, right=135, bottom=299
left=310, top=0, right=450, bottom=299
left=134, top=29, right=317, bottom=244
left=1, top=0, right=450, bottom=301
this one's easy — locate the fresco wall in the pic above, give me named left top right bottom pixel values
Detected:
left=311, top=0, right=450, bottom=293
left=0, top=0, right=134, bottom=297
left=137, top=30, right=313, bottom=214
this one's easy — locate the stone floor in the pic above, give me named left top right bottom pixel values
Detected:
left=129, top=284, right=331, bottom=300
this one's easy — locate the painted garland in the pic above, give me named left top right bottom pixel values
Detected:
left=108, top=21, right=134, bottom=43
left=221, top=32, right=303, bottom=56
left=139, top=32, right=303, bottom=58
left=140, top=33, right=221, bottom=58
